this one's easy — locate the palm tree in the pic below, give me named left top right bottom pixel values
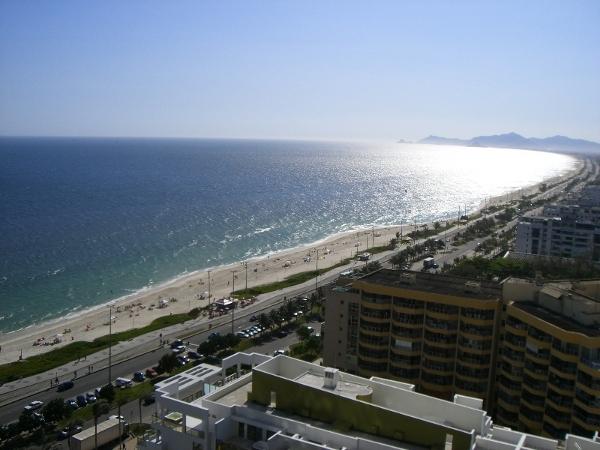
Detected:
left=258, top=313, right=271, bottom=332
left=116, top=394, right=127, bottom=449
left=92, top=400, right=110, bottom=449
left=269, top=309, right=281, bottom=329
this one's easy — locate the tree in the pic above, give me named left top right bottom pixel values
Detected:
left=115, top=394, right=128, bottom=449
left=296, top=326, right=311, bottom=341
left=269, top=309, right=281, bottom=329
left=157, top=353, right=179, bottom=373
left=99, top=383, right=115, bottom=402
left=18, top=411, right=38, bottom=433
left=42, top=397, right=70, bottom=423
left=258, top=313, right=272, bottom=331
left=92, top=400, right=110, bottom=450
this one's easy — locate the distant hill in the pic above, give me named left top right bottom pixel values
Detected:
left=419, top=132, right=600, bottom=154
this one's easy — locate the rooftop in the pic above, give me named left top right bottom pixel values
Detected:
left=514, top=301, right=600, bottom=337
left=355, top=269, right=502, bottom=300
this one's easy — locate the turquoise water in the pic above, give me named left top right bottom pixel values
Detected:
left=0, top=137, right=575, bottom=332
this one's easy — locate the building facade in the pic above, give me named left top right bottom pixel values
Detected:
left=324, top=270, right=503, bottom=406
left=324, top=270, right=600, bottom=439
left=497, top=278, right=600, bottom=439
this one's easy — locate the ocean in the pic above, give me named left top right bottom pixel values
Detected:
left=0, top=137, right=575, bottom=333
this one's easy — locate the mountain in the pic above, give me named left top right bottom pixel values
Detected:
left=419, top=132, right=600, bottom=154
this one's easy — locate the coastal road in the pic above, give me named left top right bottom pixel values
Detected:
left=0, top=290, right=317, bottom=427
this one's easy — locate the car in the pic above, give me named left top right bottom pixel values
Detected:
left=145, top=368, right=158, bottom=378
left=208, top=332, right=220, bottom=340
left=306, top=326, right=315, bottom=334
left=275, top=329, right=288, bottom=338
left=76, top=395, right=87, bottom=407
left=235, top=331, right=247, bottom=338
left=172, top=345, right=186, bottom=354
left=57, top=425, right=82, bottom=440
left=24, top=400, right=44, bottom=412
left=187, top=351, right=203, bottom=360
left=170, top=339, right=184, bottom=349
left=249, top=315, right=257, bottom=322
left=57, top=380, right=74, bottom=392
left=114, top=377, right=133, bottom=388
left=142, top=394, right=156, bottom=406
left=109, top=415, right=126, bottom=423
left=273, top=349, right=286, bottom=356
left=86, top=392, right=97, bottom=403
left=133, top=371, right=145, bottom=382
left=176, top=355, right=188, bottom=366
left=65, top=399, right=79, bottom=410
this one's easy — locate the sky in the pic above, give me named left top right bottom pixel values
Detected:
left=1, top=1, right=599, bottom=142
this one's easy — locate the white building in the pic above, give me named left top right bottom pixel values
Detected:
left=138, top=353, right=600, bottom=450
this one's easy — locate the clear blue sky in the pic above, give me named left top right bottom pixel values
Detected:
left=1, top=1, right=599, bottom=141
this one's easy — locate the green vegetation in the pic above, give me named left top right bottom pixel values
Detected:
left=0, top=312, right=199, bottom=384
left=233, top=257, right=353, bottom=298
left=289, top=333, right=321, bottom=362
left=445, top=256, right=600, bottom=280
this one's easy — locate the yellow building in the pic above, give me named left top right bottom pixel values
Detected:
left=497, top=278, right=600, bottom=439
left=324, top=270, right=503, bottom=406
left=324, top=270, right=600, bottom=439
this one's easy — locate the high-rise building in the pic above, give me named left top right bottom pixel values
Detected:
left=497, top=278, right=600, bottom=439
left=515, top=185, right=600, bottom=261
left=323, top=269, right=600, bottom=439
left=324, top=270, right=503, bottom=406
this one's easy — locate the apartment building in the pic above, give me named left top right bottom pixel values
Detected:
left=138, top=352, right=600, bottom=450
left=323, top=270, right=504, bottom=406
left=515, top=216, right=600, bottom=261
left=515, top=185, right=600, bottom=262
left=497, top=278, right=600, bottom=439
left=324, top=270, right=600, bottom=439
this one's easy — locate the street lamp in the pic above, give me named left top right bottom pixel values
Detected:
left=231, top=270, right=237, bottom=334
left=207, top=270, right=211, bottom=305
left=315, top=248, right=319, bottom=299
left=108, top=303, right=113, bottom=385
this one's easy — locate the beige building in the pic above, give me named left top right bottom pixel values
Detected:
left=324, top=269, right=600, bottom=439
left=324, top=270, right=503, bottom=406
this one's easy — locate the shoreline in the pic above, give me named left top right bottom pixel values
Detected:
left=0, top=157, right=582, bottom=364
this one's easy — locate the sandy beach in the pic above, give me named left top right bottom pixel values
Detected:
left=0, top=160, right=582, bottom=365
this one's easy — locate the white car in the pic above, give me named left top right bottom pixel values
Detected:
left=109, top=415, right=127, bottom=423
left=24, top=400, right=44, bottom=411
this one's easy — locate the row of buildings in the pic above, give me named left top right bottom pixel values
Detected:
left=515, top=185, right=600, bottom=261
left=138, top=351, right=599, bottom=450
left=323, top=269, right=600, bottom=440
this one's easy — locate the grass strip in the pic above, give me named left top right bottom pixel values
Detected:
left=233, top=257, right=354, bottom=298
left=0, top=313, right=193, bottom=384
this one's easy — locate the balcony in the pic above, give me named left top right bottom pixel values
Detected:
left=424, top=330, right=457, bottom=348
left=498, top=375, right=521, bottom=393
left=457, top=350, right=490, bottom=367
left=423, top=344, right=455, bottom=361
left=424, top=317, right=458, bottom=333
left=360, top=310, right=390, bottom=323
left=461, top=308, right=495, bottom=322
left=525, top=347, right=550, bottom=364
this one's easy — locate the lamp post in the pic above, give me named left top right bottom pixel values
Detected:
left=315, top=248, right=319, bottom=299
left=108, top=303, right=113, bottom=385
left=231, top=270, right=236, bottom=334
left=207, top=270, right=211, bottom=305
